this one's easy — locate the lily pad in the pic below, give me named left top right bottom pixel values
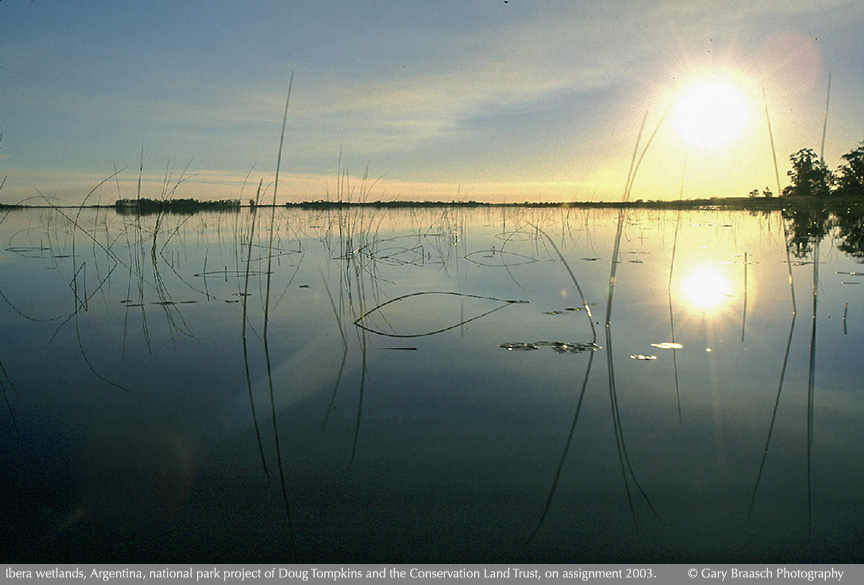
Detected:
left=651, top=342, right=683, bottom=349
left=500, top=341, right=600, bottom=354
left=499, top=342, right=539, bottom=351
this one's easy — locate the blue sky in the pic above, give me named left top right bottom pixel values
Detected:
left=2, top=0, right=863, bottom=203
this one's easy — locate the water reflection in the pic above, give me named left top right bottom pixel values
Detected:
left=783, top=203, right=864, bottom=262
left=681, top=267, right=732, bottom=309
left=784, top=206, right=831, bottom=259
left=834, top=206, right=864, bottom=261
left=68, top=426, right=195, bottom=529
left=1, top=204, right=864, bottom=563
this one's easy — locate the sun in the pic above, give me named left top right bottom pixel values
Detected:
left=673, top=79, right=750, bottom=148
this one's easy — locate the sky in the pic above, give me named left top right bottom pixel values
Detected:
left=2, top=0, right=864, bottom=204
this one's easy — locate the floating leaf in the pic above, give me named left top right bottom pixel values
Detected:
left=651, top=342, right=683, bottom=350
left=499, top=342, right=539, bottom=351
left=500, top=341, right=600, bottom=354
left=541, top=341, right=601, bottom=354
left=354, top=292, right=527, bottom=338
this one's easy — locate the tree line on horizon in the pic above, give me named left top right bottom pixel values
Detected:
left=753, top=140, right=864, bottom=199
left=114, top=197, right=241, bottom=213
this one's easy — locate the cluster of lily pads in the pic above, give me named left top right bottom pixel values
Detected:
left=498, top=341, right=601, bottom=354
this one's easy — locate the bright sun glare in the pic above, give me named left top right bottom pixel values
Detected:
left=682, top=267, right=732, bottom=309
left=673, top=80, right=749, bottom=148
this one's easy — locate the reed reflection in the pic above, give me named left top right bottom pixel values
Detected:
left=3, top=204, right=864, bottom=563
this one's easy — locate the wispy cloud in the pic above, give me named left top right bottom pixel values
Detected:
left=2, top=0, right=863, bottom=203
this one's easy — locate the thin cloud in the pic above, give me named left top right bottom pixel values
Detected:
left=2, top=0, right=863, bottom=203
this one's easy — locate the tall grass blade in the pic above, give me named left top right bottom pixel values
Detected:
left=820, top=71, right=831, bottom=162
left=604, top=110, right=668, bottom=528
left=39, top=176, right=129, bottom=392
left=0, top=361, right=21, bottom=437
left=763, top=87, right=797, bottom=314
left=242, top=179, right=270, bottom=478
left=763, top=87, right=783, bottom=201
left=748, top=313, right=797, bottom=518
left=741, top=251, right=748, bottom=342
left=524, top=218, right=603, bottom=547
left=806, top=239, right=819, bottom=542
left=353, top=291, right=526, bottom=338
left=347, top=330, right=368, bottom=471
left=319, top=269, right=350, bottom=432
left=531, top=224, right=596, bottom=343
left=525, top=351, right=596, bottom=548
left=262, top=74, right=296, bottom=552
left=668, top=149, right=687, bottom=423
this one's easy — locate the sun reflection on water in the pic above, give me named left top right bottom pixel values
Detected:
left=682, top=267, right=732, bottom=310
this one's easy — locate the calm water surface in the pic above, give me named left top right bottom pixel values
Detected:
left=1, top=205, right=862, bottom=563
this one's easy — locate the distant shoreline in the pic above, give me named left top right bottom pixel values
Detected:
left=1, top=196, right=861, bottom=212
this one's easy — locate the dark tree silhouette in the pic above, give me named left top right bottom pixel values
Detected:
left=835, top=142, right=864, bottom=198
left=783, top=148, right=833, bottom=198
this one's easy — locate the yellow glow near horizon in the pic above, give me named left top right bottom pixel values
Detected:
left=682, top=267, right=732, bottom=310
left=673, top=79, right=750, bottom=148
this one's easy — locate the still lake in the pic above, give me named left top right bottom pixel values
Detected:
left=1, top=204, right=862, bottom=563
